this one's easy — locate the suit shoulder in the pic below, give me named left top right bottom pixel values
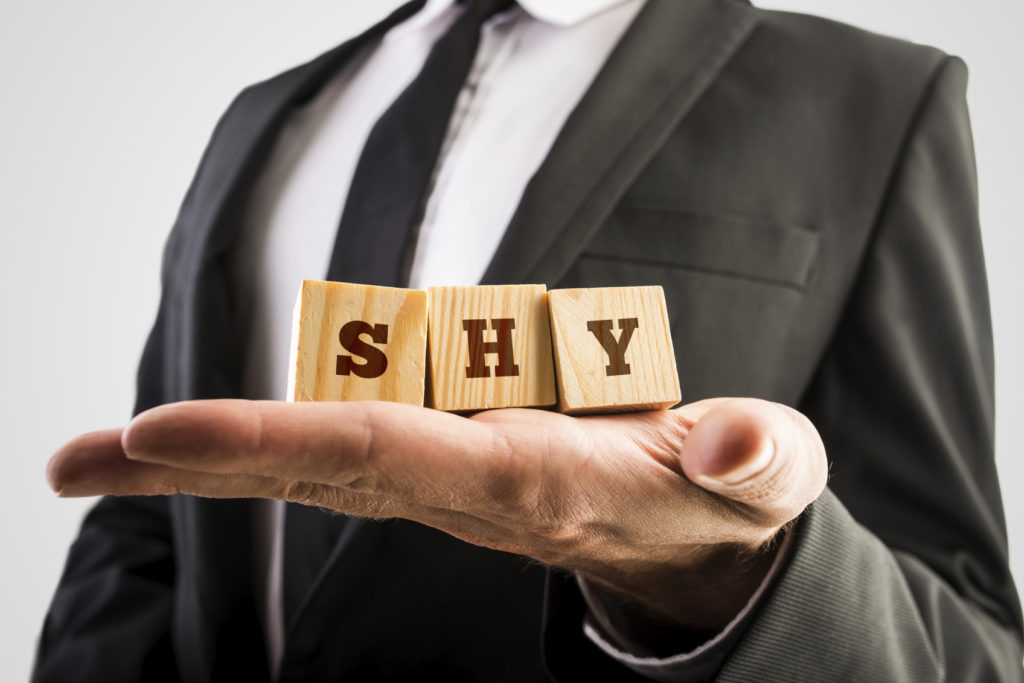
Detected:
left=745, top=6, right=953, bottom=95
left=231, top=40, right=354, bottom=111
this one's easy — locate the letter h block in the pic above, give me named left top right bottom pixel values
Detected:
left=288, top=280, right=428, bottom=405
left=427, top=285, right=556, bottom=411
left=548, top=286, right=681, bottom=414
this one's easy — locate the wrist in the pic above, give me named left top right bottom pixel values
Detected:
left=578, top=528, right=787, bottom=634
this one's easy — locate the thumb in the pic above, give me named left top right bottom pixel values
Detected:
left=677, top=398, right=828, bottom=529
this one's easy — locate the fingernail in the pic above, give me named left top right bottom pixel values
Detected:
left=708, top=438, right=775, bottom=486
left=57, top=485, right=106, bottom=498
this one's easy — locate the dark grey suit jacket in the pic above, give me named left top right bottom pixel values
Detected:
left=35, top=0, right=1024, bottom=680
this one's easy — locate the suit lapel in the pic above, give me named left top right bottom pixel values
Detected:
left=172, top=0, right=426, bottom=402
left=481, top=0, right=759, bottom=287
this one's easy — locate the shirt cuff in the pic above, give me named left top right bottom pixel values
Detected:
left=577, top=528, right=795, bottom=682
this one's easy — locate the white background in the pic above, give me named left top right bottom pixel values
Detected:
left=1, top=1, right=1020, bottom=678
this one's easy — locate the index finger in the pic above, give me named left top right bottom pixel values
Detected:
left=122, top=399, right=560, bottom=513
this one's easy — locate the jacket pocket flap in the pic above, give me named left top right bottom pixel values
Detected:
left=580, top=205, right=820, bottom=289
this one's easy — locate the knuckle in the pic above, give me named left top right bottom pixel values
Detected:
left=479, top=430, right=539, bottom=517
left=345, top=407, right=380, bottom=480
left=530, top=519, right=589, bottom=552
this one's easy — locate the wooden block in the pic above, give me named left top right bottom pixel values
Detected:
left=427, top=285, right=556, bottom=412
left=548, top=286, right=680, bottom=414
left=288, top=279, right=428, bottom=406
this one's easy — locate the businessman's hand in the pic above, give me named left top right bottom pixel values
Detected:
left=47, top=398, right=827, bottom=632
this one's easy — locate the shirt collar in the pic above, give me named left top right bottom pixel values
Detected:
left=517, top=0, right=638, bottom=26
left=402, top=0, right=638, bottom=30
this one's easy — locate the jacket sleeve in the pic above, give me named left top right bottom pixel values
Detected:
left=717, top=56, right=1023, bottom=681
left=545, top=56, right=1023, bottom=683
left=32, top=495, right=179, bottom=683
left=33, top=192, right=184, bottom=683
left=29, top=70, right=260, bottom=680
left=33, top=321, right=180, bottom=680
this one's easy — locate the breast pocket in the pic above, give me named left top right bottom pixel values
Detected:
left=554, top=205, right=821, bottom=402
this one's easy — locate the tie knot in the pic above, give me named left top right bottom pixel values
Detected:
left=462, top=0, right=515, bottom=23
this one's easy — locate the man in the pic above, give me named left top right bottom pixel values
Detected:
left=35, top=0, right=1024, bottom=680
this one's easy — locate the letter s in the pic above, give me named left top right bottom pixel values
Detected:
left=336, top=321, right=389, bottom=379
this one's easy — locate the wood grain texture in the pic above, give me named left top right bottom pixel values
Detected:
left=548, top=286, right=680, bottom=414
left=288, top=280, right=427, bottom=406
left=427, top=284, right=556, bottom=412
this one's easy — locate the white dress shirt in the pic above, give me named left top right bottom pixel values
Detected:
left=231, top=0, right=778, bottom=678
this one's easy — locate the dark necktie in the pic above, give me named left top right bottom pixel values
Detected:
left=326, top=0, right=515, bottom=287
left=286, top=0, right=515, bottom=628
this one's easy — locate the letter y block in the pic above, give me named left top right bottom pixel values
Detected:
left=288, top=280, right=428, bottom=405
left=548, top=286, right=681, bottom=414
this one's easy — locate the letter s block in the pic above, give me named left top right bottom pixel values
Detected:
left=427, top=285, right=556, bottom=411
left=288, top=280, right=428, bottom=405
left=548, top=286, right=680, bottom=414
